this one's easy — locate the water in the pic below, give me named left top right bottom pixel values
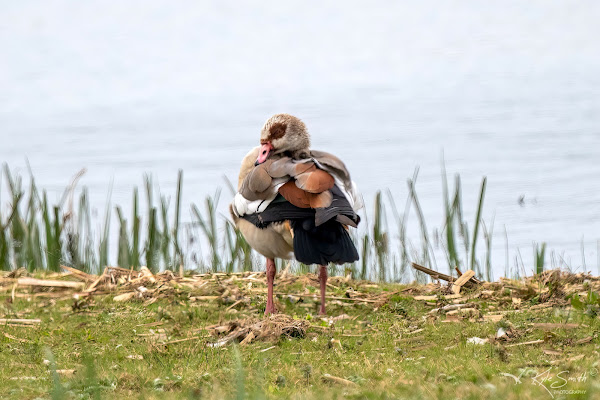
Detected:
left=1, top=1, right=599, bottom=277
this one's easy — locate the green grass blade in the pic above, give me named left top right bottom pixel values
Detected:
left=131, top=187, right=140, bottom=268
left=174, top=170, right=183, bottom=274
left=469, top=177, right=487, bottom=273
left=535, top=242, right=546, bottom=275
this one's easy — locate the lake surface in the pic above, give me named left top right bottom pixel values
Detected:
left=1, top=1, right=599, bottom=278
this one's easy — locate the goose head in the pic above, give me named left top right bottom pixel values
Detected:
left=256, top=113, right=311, bottom=165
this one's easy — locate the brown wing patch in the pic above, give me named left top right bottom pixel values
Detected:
left=309, top=190, right=332, bottom=209
left=279, top=181, right=311, bottom=208
left=310, top=149, right=352, bottom=188
left=278, top=181, right=333, bottom=209
left=295, top=167, right=335, bottom=193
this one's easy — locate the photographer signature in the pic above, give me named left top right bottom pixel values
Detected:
left=501, top=367, right=596, bottom=398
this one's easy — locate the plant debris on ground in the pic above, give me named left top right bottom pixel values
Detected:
left=1, top=266, right=600, bottom=399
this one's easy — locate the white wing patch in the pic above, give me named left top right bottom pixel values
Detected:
left=232, top=181, right=287, bottom=217
left=232, top=193, right=274, bottom=217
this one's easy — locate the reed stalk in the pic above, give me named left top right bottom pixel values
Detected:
left=0, top=162, right=558, bottom=282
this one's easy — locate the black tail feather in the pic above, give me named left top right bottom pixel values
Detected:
left=314, top=185, right=359, bottom=227
left=292, top=219, right=359, bottom=265
left=239, top=184, right=361, bottom=265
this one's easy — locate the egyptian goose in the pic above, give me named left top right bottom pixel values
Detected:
left=230, top=113, right=362, bottom=315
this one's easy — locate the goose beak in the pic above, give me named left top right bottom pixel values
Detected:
left=256, top=142, right=274, bottom=165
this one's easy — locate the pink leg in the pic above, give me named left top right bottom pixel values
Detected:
left=265, top=258, right=277, bottom=315
left=319, top=265, right=328, bottom=315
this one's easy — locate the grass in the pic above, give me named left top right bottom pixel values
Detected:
left=0, top=161, right=585, bottom=282
left=1, top=274, right=599, bottom=399
left=0, top=154, right=596, bottom=400
left=536, top=243, right=547, bottom=276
